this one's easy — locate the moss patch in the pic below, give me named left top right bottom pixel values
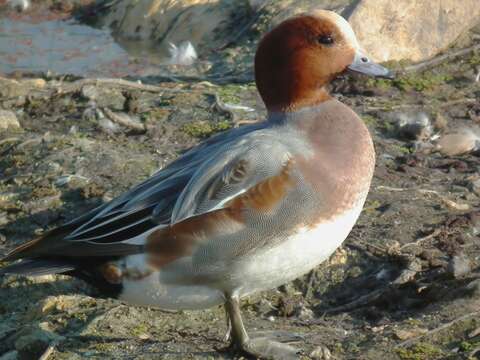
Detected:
left=217, top=83, right=256, bottom=104
left=181, top=120, right=231, bottom=138
left=31, top=185, right=58, bottom=199
left=395, top=343, right=445, bottom=360
left=362, top=115, right=379, bottom=127
left=392, top=73, right=453, bottom=92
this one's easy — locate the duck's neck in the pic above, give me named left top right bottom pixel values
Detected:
left=265, top=88, right=333, bottom=122
left=265, top=87, right=332, bottom=114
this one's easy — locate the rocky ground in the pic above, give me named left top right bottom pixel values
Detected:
left=1, top=3, right=480, bottom=360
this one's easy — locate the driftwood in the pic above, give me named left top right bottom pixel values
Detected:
left=404, top=43, right=480, bottom=73
left=38, top=344, right=56, bottom=360
left=396, top=310, right=480, bottom=348
left=102, top=108, right=146, bottom=134
left=57, top=78, right=187, bottom=94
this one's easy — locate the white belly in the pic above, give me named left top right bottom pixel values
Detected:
left=234, top=198, right=366, bottom=296
left=119, top=270, right=225, bottom=310
left=119, top=198, right=366, bottom=310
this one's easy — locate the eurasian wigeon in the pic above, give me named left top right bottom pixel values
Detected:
left=1, top=10, right=392, bottom=359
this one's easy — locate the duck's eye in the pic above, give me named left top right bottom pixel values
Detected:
left=317, top=35, right=334, bottom=45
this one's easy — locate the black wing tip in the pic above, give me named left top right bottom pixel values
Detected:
left=0, top=259, right=76, bottom=277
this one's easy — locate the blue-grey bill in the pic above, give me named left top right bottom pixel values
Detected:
left=347, top=50, right=394, bottom=79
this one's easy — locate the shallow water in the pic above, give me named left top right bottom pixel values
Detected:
left=0, top=12, right=172, bottom=77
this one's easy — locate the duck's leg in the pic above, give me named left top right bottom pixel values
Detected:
left=224, top=294, right=299, bottom=360
left=223, top=306, right=232, bottom=342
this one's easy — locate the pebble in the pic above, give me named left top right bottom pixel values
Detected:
left=0, top=110, right=21, bottom=130
left=469, top=326, right=480, bottom=339
left=468, top=212, right=480, bottom=236
left=310, top=345, right=332, bottom=360
left=437, top=128, right=480, bottom=156
left=82, top=106, right=99, bottom=123
left=98, top=117, right=122, bottom=135
left=393, top=328, right=428, bottom=340
left=329, top=247, right=348, bottom=265
left=80, top=86, right=125, bottom=110
left=433, top=113, right=448, bottom=131
left=14, top=323, right=64, bottom=360
left=253, top=298, right=275, bottom=314
left=55, top=174, right=88, bottom=187
left=447, top=253, right=472, bottom=279
left=297, top=305, right=314, bottom=321
left=469, top=178, right=480, bottom=197
left=25, top=78, right=46, bottom=88
left=81, top=85, right=98, bottom=100
left=0, top=212, right=9, bottom=226
left=26, top=296, right=76, bottom=321
left=466, top=279, right=480, bottom=297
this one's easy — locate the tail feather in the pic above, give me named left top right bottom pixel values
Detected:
left=0, top=259, right=75, bottom=276
left=2, top=203, right=108, bottom=262
left=2, top=225, right=72, bottom=262
left=0, top=202, right=136, bottom=299
left=0, top=258, right=123, bottom=298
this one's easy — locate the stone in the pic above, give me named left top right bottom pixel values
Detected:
left=447, top=253, right=472, bottom=279
left=23, top=78, right=46, bottom=89
left=81, top=85, right=98, bottom=100
left=466, top=279, right=480, bottom=297
left=80, top=86, right=125, bottom=110
left=296, top=304, right=314, bottom=320
left=437, top=129, right=480, bottom=156
left=433, top=113, right=448, bottom=131
left=310, top=345, right=332, bottom=360
left=99, top=0, right=250, bottom=56
left=329, top=247, right=348, bottom=265
left=99, top=0, right=480, bottom=64
left=393, top=328, right=428, bottom=341
left=0, top=77, right=45, bottom=98
left=0, top=110, right=20, bottom=130
left=25, top=296, right=78, bottom=321
left=468, top=212, right=480, bottom=236
left=14, top=323, right=63, bottom=360
left=347, top=0, right=480, bottom=62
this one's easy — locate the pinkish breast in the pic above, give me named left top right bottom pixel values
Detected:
left=293, top=99, right=375, bottom=222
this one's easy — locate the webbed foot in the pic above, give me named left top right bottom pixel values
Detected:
left=240, top=336, right=299, bottom=360
left=224, top=295, right=301, bottom=359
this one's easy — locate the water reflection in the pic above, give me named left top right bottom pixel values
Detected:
left=0, top=14, right=174, bottom=77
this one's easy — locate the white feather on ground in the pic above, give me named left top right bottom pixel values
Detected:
left=7, top=0, right=30, bottom=11
left=168, top=41, right=198, bottom=66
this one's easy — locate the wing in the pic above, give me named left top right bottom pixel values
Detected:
left=1, top=122, right=269, bottom=262
left=2, top=122, right=310, bottom=283
left=144, top=134, right=307, bottom=269
left=170, top=131, right=295, bottom=223
left=63, top=122, right=269, bottom=243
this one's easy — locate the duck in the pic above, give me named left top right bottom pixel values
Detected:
left=0, top=9, right=392, bottom=359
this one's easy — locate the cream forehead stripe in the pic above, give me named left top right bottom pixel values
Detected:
left=312, top=10, right=360, bottom=50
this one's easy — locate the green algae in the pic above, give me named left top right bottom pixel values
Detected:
left=181, top=120, right=232, bottom=138
left=395, top=342, right=445, bottom=360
